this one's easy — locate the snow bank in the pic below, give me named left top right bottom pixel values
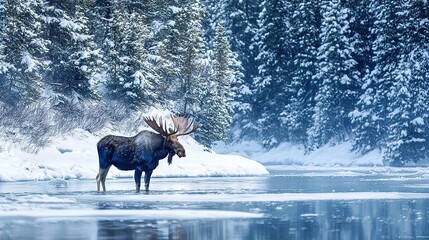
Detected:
left=214, top=141, right=384, bottom=166
left=0, top=130, right=268, bottom=182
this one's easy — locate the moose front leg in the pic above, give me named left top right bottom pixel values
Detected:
left=134, top=168, right=143, bottom=191
left=144, top=170, right=153, bottom=191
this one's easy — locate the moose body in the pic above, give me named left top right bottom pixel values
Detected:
left=96, top=116, right=197, bottom=191
left=96, top=131, right=175, bottom=191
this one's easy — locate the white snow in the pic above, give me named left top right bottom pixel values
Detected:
left=59, top=18, right=82, bottom=31
left=21, top=52, right=37, bottom=72
left=0, top=121, right=268, bottom=182
left=214, top=141, right=384, bottom=166
left=169, top=6, right=182, bottom=14
left=412, top=117, right=425, bottom=125
left=264, top=164, right=429, bottom=178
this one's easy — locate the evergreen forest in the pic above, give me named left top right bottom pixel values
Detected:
left=1, top=0, right=429, bottom=166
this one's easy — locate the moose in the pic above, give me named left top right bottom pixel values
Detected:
left=96, top=115, right=197, bottom=191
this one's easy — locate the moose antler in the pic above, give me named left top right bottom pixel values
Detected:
left=144, top=115, right=197, bottom=137
left=171, top=115, right=198, bottom=137
left=143, top=116, right=177, bottom=136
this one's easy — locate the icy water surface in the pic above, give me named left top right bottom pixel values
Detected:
left=1, top=165, right=429, bottom=239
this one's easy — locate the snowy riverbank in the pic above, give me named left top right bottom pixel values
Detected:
left=2, top=120, right=429, bottom=182
left=214, top=141, right=385, bottom=166
left=0, top=128, right=268, bottom=182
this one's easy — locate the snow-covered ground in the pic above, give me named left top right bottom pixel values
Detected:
left=0, top=129, right=268, bottom=181
left=214, top=141, right=385, bottom=166
left=0, top=108, right=268, bottom=182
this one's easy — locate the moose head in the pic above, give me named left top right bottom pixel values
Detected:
left=143, top=115, right=198, bottom=158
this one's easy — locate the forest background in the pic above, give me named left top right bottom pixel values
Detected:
left=1, top=0, right=429, bottom=166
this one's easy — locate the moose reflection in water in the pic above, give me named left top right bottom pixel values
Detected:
left=96, top=115, right=197, bottom=191
left=93, top=199, right=429, bottom=240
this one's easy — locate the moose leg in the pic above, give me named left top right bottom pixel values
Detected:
left=96, top=173, right=100, bottom=191
left=134, top=169, right=143, bottom=191
left=97, top=166, right=111, bottom=191
left=144, top=170, right=153, bottom=191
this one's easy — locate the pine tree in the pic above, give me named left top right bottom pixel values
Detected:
left=0, top=0, right=48, bottom=105
left=72, top=2, right=104, bottom=99
left=218, top=0, right=260, bottom=141
left=168, top=0, right=207, bottom=115
left=351, top=1, right=405, bottom=155
left=307, top=0, right=359, bottom=149
left=44, top=0, right=103, bottom=110
left=343, top=0, right=374, bottom=78
left=253, top=0, right=292, bottom=147
left=202, top=0, right=259, bottom=87
left=383, top=60, right=415, bottom=166
left=103, top=1, right=154, bottom=109
left=286, top=0, right=321, bottom=146
left=350, top=0, right=429, bottom=165
left=144, top=0, right=176, bottom=103
left=382, top=0, right=429, bottom=165
left=197, top=23, right=235, bottom=147
left=91, top=0, right=113, bottom=47
left=0, top=0, right=7, bottom=76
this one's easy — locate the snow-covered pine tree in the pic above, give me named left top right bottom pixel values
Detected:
left=342, top=0, right=374, bottom=153
left=351, top=1, right=405, bottom=156
left=151, top=37, right=175, bottom=103
left=253, top=0, right=292, bottom=148
left=0, top=0, right=7, bottom=80
left=44, top=0, right=103, bottom=111
left=197, top=84, right=228, bottom=148
left=343, top=0, right=374, bottom=80
left=382, top=0, right=429, bottom=165
left=172, top=0, right=207, bottom=115
left=71, top=2, right=104, bottom=99
left=286, top=0, right=321, bottom=147
left=143, top=0, right=176, bottom=103
left=120, top=8, right=158, bottom=106
left=307, top=0, right=359, bottom=150
left=219, top=0, right=259, bottom=87
left=197, top=23, right=235, bottom=147
left=91, top=0, right=112, bottom=49
left=383, top=60, right=416, bottom=166
left=216, top=0, right=260, bottom=141
left=103, top=1, right=154, bottom=110
left=211, top=23, right=234, bottom=104
left=0, top=0, right=48, bottom=105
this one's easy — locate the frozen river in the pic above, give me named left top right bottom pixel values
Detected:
left=1, top=165, right=429, bottom=239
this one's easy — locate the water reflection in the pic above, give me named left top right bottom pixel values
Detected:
left=95, top=219, right=288, bottom=240
left=90, top=198, right=429, bottom=240
left=6, top=199, right=420, bottom=240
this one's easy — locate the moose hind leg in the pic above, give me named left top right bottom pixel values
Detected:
left=144, top=170, right=153, bottom=191
left=96, top=173, right=100, bottom=191
left=97, top=167, right=111, bottom=191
